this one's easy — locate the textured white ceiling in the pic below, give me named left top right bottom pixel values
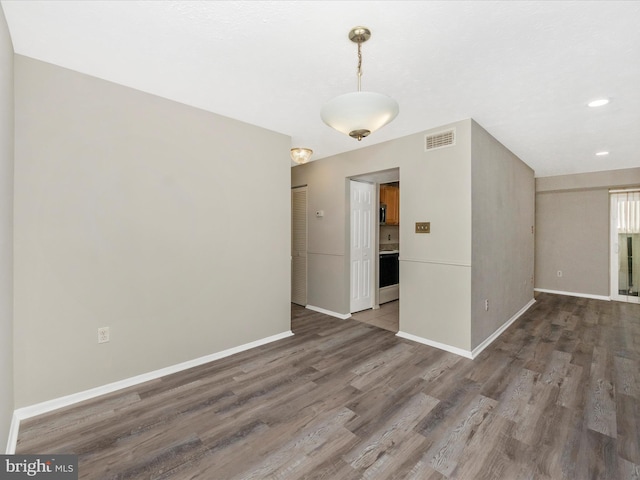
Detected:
left=2, top=0, right=639, bottom=177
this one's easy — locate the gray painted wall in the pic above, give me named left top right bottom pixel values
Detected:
left=0, top=4, right=14, bottom=451
left=470, top=121, right=535, bottom=349
left=293, top=119, right=534, bottom=353
left=14, top=56, right=292, bottom=407
left=536, top=189, right=609, bottom=296
left=399, top=122, right=473, bottom=351
left=535, top=168, right=640, bottom=297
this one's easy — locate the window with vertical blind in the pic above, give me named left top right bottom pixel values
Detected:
left=611, top=189, right=640, bottom=301
left=616, top=190, right=640, bottom=234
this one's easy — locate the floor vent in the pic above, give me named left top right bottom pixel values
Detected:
left=425, top=129, right=455, bottom=151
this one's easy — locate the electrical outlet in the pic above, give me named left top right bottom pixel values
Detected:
left=557, top=270, right=563, bottom=278
left=484, top=299, right=489, bottom=311
left=98, top=327, right=110, bottom=344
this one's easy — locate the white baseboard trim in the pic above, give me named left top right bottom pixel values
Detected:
left=5, top=412, right=20, bottom=454
left=11, top=330, right=294, bottom=431
left=305, top=305, right=351, bottom=320
left=396, top=298, right=537, bottom=361
left=395, top=331, right=473, bottom=359
left=534, top=288, right=611, bottom=302
left=470, top=298, right=536, bottom=359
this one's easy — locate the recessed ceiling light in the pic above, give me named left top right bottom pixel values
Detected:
left=588, top=98, right=610, bottom=107
left=596, top=151, right=609, bottom=156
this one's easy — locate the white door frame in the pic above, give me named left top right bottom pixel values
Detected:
left=349, top=180, right=375, bottom=313
left=291, top=186, right=308, bottom=306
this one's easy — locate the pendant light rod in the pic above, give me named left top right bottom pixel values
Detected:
left=349, top=26, right=370, bottom=92
left=357, top=42, right=362, bottom=92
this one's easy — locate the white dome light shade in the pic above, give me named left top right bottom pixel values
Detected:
left=321, top=91, right=399, bottom=141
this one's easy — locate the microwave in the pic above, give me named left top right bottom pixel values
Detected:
left=380, top=204, right=387, bottom=225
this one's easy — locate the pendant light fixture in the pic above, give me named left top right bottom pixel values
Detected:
left=290, top=147, right=313, bottom=164
left=320, top=26, right=399, bottom=141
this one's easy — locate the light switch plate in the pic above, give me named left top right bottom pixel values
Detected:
left=415, top=222, right=430, bottom=233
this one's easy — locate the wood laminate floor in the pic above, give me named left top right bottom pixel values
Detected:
left=16, top=293, right=640, bottom=479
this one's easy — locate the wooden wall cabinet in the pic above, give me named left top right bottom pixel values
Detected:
left=380, top=184, right=399, bottom=225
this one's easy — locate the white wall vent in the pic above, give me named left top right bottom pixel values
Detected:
left=425, top=129, right=456, bottom=151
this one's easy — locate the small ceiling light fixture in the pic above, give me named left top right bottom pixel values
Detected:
left=290, top=147, right=313, bottom=164
left=596, top=151, right=609, bottom=156
left=588, top=98, right=610, bottom=107
left=320, top=26, right=399, bottom=141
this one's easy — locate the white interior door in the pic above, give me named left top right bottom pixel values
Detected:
left=350, top=180, right=374, bottom=313
left=610, top=190, right=640, bottom=304
left=292, top=186, right=307, bottom=306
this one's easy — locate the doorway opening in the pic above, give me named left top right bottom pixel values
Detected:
left=349, top=168, right=400, bottom=332
left=610, top=189, right=640, bottom=304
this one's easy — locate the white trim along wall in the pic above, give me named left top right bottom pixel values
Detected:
left=398, top=298, right=536, bottom=359
left=534, top=288, right=610, bottom=302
